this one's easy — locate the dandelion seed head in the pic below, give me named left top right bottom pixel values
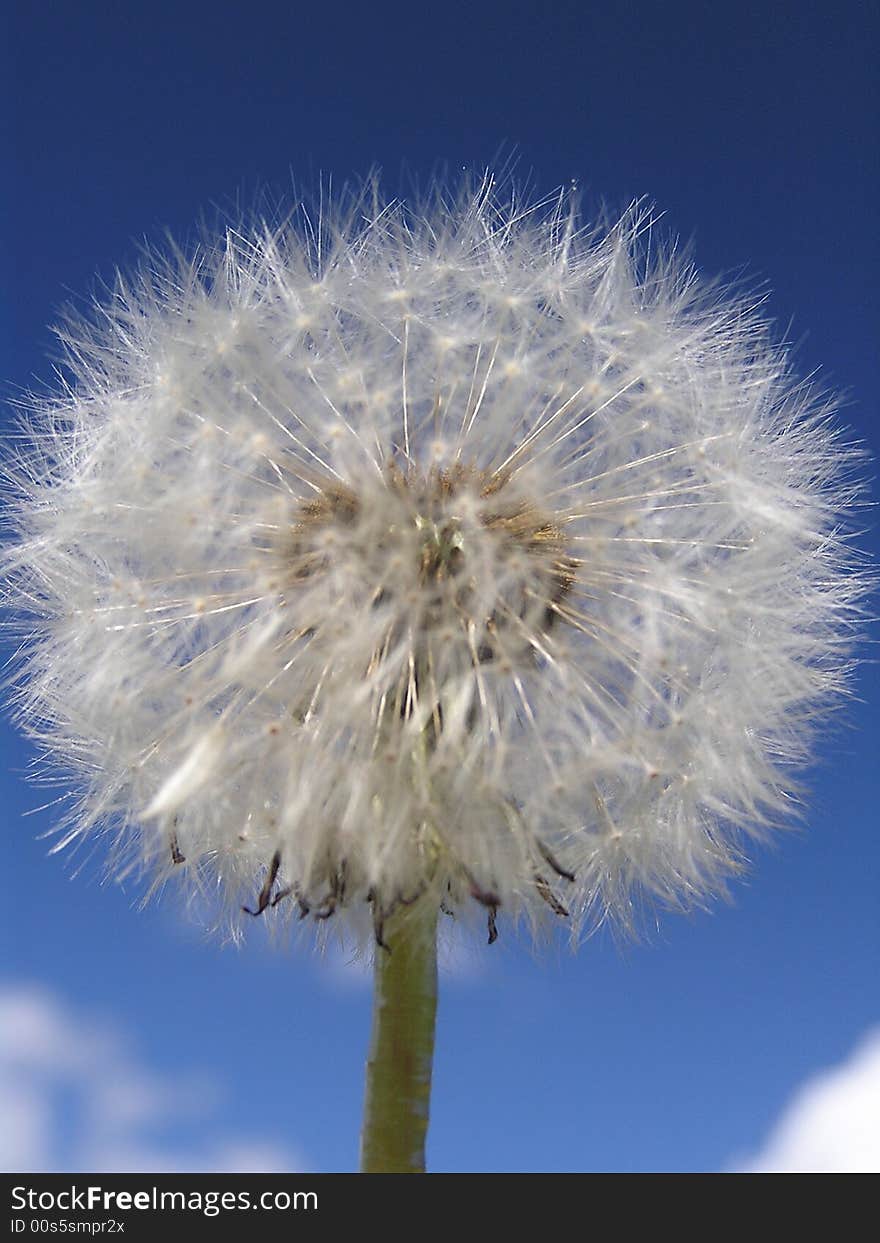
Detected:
left=1, top=175, right=871, bottom=946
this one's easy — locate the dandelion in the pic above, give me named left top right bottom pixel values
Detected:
left=1, top=175, right=869, bottom=1171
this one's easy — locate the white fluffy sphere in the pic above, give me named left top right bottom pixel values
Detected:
left=1, top=178, right=869, bottom=946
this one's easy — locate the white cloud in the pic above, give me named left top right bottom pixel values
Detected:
left=733, top=1028, right=880, bottom=1173
left=0, top=982, right=305, bottom=1173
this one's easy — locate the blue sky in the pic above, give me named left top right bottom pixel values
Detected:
left=2, top=1, right=878, bottom=1173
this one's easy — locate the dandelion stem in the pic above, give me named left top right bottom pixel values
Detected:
left=359, top=901, right=439, bottom=1173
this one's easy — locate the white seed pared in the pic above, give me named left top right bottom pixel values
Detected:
left=1, top=176, right=870, bottom=946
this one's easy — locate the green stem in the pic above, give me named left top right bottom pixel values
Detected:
left=359, top=902, right=439, bottom=1173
